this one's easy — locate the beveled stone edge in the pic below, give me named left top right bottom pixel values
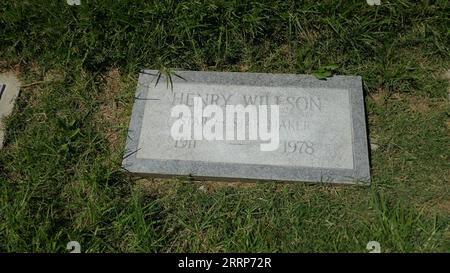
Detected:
left=122, top=70, right=371, bottom=185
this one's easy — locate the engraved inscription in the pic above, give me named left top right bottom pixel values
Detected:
left=137, top=83, right=354, bottom=170
left=281, top=140, right=315, bottom=155
left=174, top=140, right=198, bottom=149
left=171, top=91, right=321, bottom=112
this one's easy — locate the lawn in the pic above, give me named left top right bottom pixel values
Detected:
left=0, top=0, right=449, bottom=252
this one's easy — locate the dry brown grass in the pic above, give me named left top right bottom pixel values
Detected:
left=94, top=68, right=129, bottom=153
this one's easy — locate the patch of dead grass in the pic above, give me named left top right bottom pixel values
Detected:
left=408, top=96, right=431, bottom=113
left=436, top=199, right=450, bottom=214
left=371, top=87, right=447, bottom=115
left=421, top=197, right=450, bottom=216
left=135, top=178, right=181, bottom=197
left=370, top=88, right=390, bottom=105
left=134, top=177, right=259, bottom=197
left=94, top=68, right=129, bottom=153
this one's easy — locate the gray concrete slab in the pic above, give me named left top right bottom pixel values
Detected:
left=123, top=70, right=371, bottom=184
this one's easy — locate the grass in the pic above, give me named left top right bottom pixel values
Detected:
left=0, top=0, right=449, bottom=252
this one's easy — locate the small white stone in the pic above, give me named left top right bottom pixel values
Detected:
left=370, top=143, right=379, bottom=151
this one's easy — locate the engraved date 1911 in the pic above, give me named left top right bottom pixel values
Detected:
left=281, top=140, right=315, bottom=155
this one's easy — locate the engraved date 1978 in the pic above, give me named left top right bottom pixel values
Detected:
left=281, top=140, right=315, bottom=155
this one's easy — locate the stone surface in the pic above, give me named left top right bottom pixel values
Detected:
left=0, top=73, right=21, bottom=149
left=123, top=70, right=371, bottom=184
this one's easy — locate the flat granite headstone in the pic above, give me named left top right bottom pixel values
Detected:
left=123, top=70, right=371, bottom=184
left=0, top=73, right=21, bottom=149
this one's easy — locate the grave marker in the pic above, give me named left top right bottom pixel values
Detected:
left=123, top=70, right=371, bottom=184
